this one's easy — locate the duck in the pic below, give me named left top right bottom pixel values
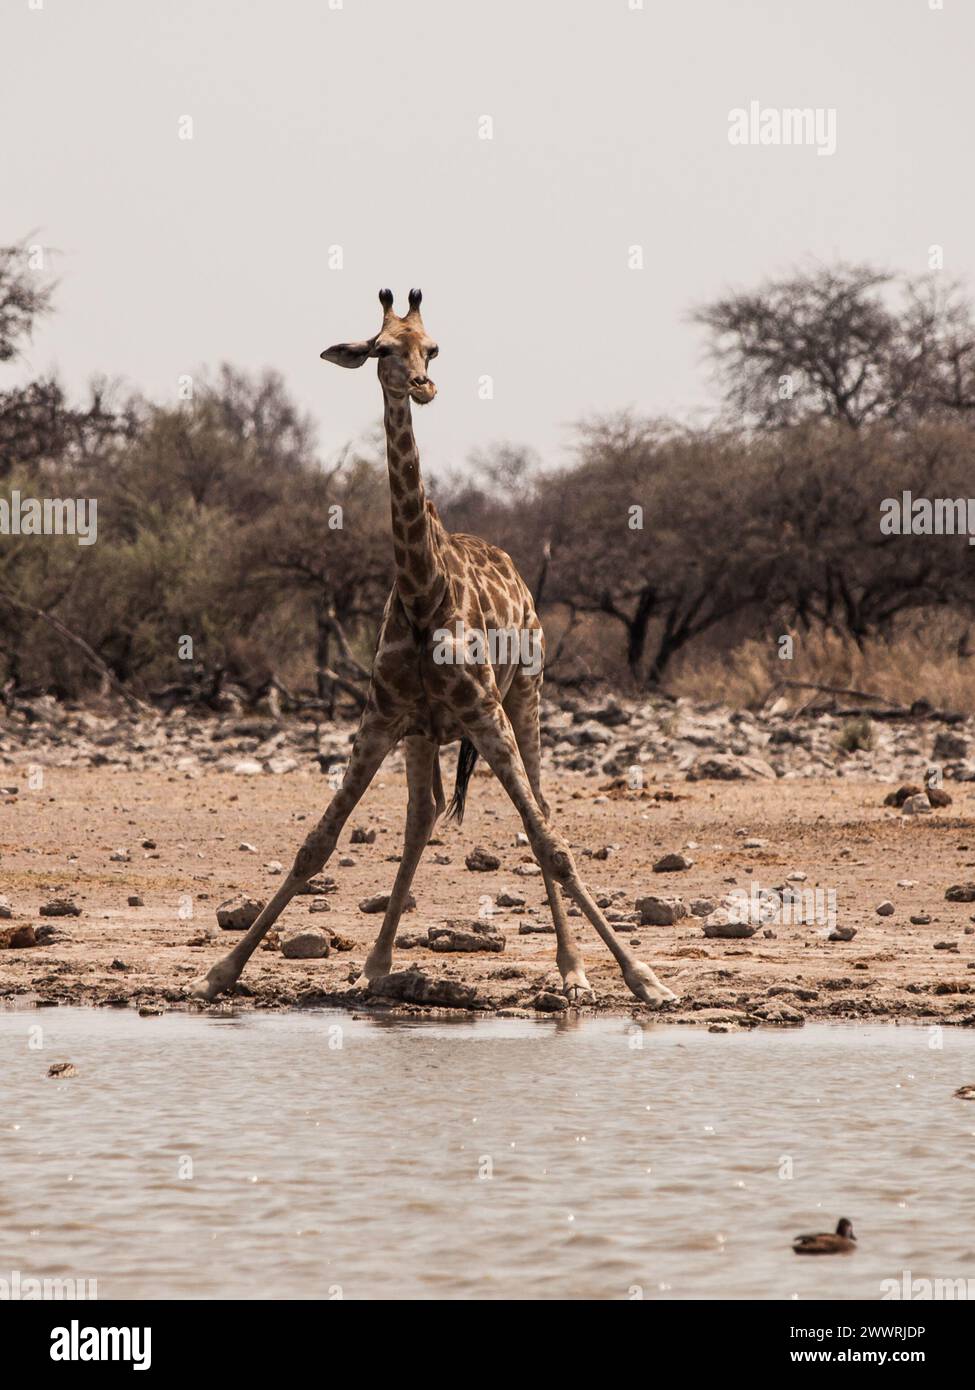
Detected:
left=792, top=1219, right=857, bottom=1255
left=953, top=1085, right=975, bottom=1101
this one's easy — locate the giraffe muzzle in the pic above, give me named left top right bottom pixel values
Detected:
left=410, top=378, right=437, bottom=405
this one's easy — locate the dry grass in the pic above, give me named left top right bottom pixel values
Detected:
left=668, top=620, right=975, bottom=713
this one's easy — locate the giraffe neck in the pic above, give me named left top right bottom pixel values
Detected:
left=382, top=391, right=447, bottom=626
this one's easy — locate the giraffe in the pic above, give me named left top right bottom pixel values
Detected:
left=189, top=289, right=678, bottom=1008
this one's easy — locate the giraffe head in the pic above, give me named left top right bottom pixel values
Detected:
left=321, top=288, right=438, bottom=404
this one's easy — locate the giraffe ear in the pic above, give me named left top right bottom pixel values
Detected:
left=320, top=338, right=375, bottom=368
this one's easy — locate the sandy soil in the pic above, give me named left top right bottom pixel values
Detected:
left=2, top=764, right=975, bottom=1026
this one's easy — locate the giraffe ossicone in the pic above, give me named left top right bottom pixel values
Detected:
left=189, top=290, right=678, bottom=1010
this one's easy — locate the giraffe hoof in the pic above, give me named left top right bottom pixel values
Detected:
left=187, top=962, right=240, bottom=1002
left=562, top=971, right=595, bottom=1005
left=564, top=985, right=596, bottom=1005
left=624, top=963, right=679, bottom=1010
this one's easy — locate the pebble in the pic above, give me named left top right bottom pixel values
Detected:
left=466, top=847, right=501, bottom=872
left=280, top=927, right=330, bottom=959
left=39, top=898, right=81, bottom=917
left=635, top=895, right=687, bottom=926
left=216, top=895, right=265, bottom=931
left=653, top=852, right=693, bottom=873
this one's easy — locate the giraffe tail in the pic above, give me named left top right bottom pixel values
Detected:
left=446, top=738, right=479, bottom=824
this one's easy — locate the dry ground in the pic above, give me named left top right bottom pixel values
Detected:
left=2, top=765, right=975, bottom=1025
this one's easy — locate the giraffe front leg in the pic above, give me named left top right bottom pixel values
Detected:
left=463, top=700, right=678, bottom=1010
left=356, top=737, right=439, bottom=990
left=188, top=715, right=395, bottom=1002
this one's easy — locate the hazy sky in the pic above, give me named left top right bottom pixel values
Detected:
left=4, top=0, right=974, bottom=474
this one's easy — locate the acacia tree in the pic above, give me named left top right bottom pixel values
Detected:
left=540, top=415, right=782, bottom=686
left=696, top=263, right=975, bottom=430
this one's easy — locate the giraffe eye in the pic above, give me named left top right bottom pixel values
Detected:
left=374, top=345, right=394, bottom=358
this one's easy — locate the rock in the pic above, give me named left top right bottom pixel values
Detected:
left=428, top=921, right=505, bottom=953
left=653, top=852, right=693, bottom=873
left=513, top=863, right=542, bottom=877
left=518, top=921, right=555, bottom=934
left=574, top=699, right=630, bottom=727
left=875, top=901, right=895, bottom=916
left=141, top=839, right=157, bottom=850
left=109, top=848, right=130, bottom=862
left=280, top=927, right=330, bottom=959
left=233, top=760, right=263, bottom=776
left=884, top=783, right=922, bottom=807
left=308, top=898, right=330, bottom=914
left=702, top=911, right=758, bottom=939
left=127, top=895, right=144, bottom=907
left=534, top=991, right=569, bottom=1012
left=296, top=876, right=336, bottom=896
left=0, top=896, right=12, bottom=919
left=368, top=969, right=480, bottom=1008
left=466, top=846, right=501, bottom=872
left=138, top=1006, right=164, bottom=1017
left=910, top=913, right=931, bottom=925
left=635, top=895, right=687, bottom=926
left=828, top=926, right=857, bottom=942
left=34, top=924, right=66, bottom=945
left=934, top=731, right=968, bottom=761
left=48, top=1062, right=77, bottom=1078
left=566, top=720, right=613, bottom=746
left=901, top=794, right=932, bottom=816
left=359, top=892, right=416, bottom=914
left=946, top=884, right=975, bottom=902
left=216, top=895, right=265, bottom=931
left=238, top=841, right=258, bottom=853
left=688, top=898, right=717, bottom=917
left=0, top=924, right=37, bottom=949
left=350, top=826, right=377, bottom=844
left=742, top=838, right=768, bottom=849
left=267, top=756, right=298, bottom=775
left=687, top=752, right=776, bottom=782
left=264, top=860, right=284, bottom=875
left=39, top=898, right=81, bottom=917
left=749, top=1003, right=804, bottom=1026
left=496, top=890, right=526, bottom=908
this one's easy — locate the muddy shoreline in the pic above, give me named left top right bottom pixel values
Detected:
left=3, top=760, right=975, bottom=1027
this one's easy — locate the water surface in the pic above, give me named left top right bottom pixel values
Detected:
left=2, top=1008, right=974, bottom=1299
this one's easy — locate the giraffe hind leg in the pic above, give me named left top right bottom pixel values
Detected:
left=463, top=695, right=678, bottom=1008
left=503, top=673, right=594, bottom=1003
